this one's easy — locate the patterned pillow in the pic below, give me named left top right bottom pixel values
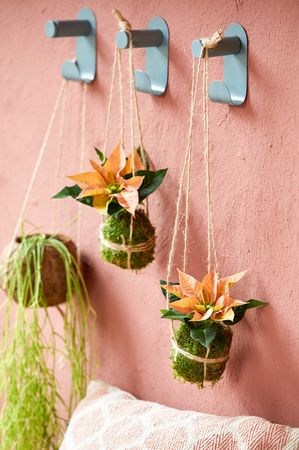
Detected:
left=60, top=380, right=299, bottom=450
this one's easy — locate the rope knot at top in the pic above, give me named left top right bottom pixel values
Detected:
left=113, top=9, right=132, bottom=32
left=201, top=30, right=222, bottom=50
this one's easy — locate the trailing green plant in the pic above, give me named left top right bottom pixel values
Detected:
left=0, top=234, right=94, bottom=450
left=54, top=144, right=167, bottom=270
left=160, top=269, right=268, bottom=387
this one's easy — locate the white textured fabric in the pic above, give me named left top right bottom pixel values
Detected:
left=60, top=380, right=299, bottom=450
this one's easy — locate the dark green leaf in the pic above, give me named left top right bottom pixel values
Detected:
left=246, top=299, right=268, bottom=309
left=107, top=199, right=124, bottom=216
left=136, top=169, right=168, bottom=201
left=52, top=185, right=82, bottom=199
left=224, top=304, right=248, bottom=325
left=160, top=280, right=181, bottom=302
left=52, top=185, right=93, bottom=207
left=95, top=147, right=106, bottom=165
left=190, top=322, right=217, bottom=348
left=77, top=196, right=94, bottom=207
left=160, top=309, right=192, bottom=321
left=224, top=299, right=268, bottom=325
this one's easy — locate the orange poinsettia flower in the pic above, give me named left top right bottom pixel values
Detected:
left=68, top=144, right=144, bottom=215
left=163, top=269, right=248, bottom=322
left=120, top=148, right=145, bottom=176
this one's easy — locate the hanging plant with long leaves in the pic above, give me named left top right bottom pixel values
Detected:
left=0, top=80, right=95, bottom=449
left=0, top=234, right=93, bottom=449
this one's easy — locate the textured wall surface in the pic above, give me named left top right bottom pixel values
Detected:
left=0, top=0, right=299, bottom=427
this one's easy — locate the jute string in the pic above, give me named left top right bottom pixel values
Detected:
left=6, top=77, right=88, bottom=274
left=8, top=79, right=67, bottom=255
left=76, top=83, right=88, bottom=264
left=165, top=31, right=224, bottom=381
left=171, top=339, right=229, bottom=364
left=103, top=44, right=118, bottom=156
left=99, top=10, right=149, bottom=270
left=99, top=225, right=154, bottom=253
left=51, top=81, right=69, bottom=232
left=117, top=49, right=125, bottom=148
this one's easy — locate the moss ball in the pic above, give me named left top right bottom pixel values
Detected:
left=171, top=322, right=232, bottom=388
left=5, top=234, right=77, bottom=307
left=99, top=209, right=155, bottom=270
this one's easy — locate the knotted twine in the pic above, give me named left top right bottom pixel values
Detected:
left=165, top=31, right=229, bottom=383
left=99, top=9, right=154, bottom=270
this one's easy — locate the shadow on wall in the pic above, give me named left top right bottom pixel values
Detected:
left=228, top=303, right=299, bottom=426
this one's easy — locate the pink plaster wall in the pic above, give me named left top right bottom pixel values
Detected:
left=1, top=0, right=299, bottom=428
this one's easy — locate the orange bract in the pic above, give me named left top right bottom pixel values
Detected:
left=68, top=144, right=144, bottom=215
left=163, top=269, right=248, bottom=322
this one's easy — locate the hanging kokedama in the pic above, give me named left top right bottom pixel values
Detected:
left=160, top=270, right=266, bottom=387
left=0, top=233, right=92, bottom=448
left=160, top=32, right=267, bottom=388
left=5, top=233, right=77, bottom=307
left=0, top=80, right=94, bottom=449
left=54, top=10, right=167, bottom=270
left=55, top=145, right=164, bottom=270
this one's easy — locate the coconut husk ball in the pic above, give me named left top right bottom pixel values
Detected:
left=99, top=209, right=155, bottom=270
left=171, top=323, right=232, bottom=388
left=8, top=234, right=77, bottom=307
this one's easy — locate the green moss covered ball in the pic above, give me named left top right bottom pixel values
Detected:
left=99, top=209, right=155, bottom=270
left=172, top=322, right=232, bottom=388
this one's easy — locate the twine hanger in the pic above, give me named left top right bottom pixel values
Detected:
left=6, top=79, right=88, bottom=267
left=113, top=9, right=131, bottom=32
left=100, top=9, right=149, bottom=270
left=164, top=30, right=228, bottom=383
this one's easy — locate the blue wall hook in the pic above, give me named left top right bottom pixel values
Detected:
left=116, top=16, right=169, bottom=96
left=192, top=23, right=248, bottom=106
left=45, top=7, right=96, bottom=83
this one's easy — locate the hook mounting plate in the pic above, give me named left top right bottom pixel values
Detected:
left=135, top=16, right=169, bottom=96
left=116, top=16, right=169, bottom=96
left=45, top=7, right=96, bottom=83
left=192, top=23, right=248, bottom=105
left=209, top=23, right=247, bottom=105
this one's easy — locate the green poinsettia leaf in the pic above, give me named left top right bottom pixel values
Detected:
left=160, top=280, right=181, bottom=302
left=190, top=321, right=217, bottom=349
left=224, top=304, right=248, bottom=325
left=95, top=147, right=106, bottom=165
left=246, top=299, right=268, bottom=309
left=160, top=309, right=192, bottom=322
left=224, top=299, right=268, bottom=326
left=106, top=199, right=124, bottom=217
left=52, top=185, right=93, bottom=207
left=135, top=169, right=168, bottom=201
left=52, top=185, right=82, bottom=199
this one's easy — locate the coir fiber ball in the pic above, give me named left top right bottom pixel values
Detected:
left=172, top=322, right=232, bottom=388
left=4, top=234, right=77, bottom=307
left=99, top=209, right=155, bottom=270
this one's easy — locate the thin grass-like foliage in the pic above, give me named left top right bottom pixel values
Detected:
left=0, top=234, right=94, bottom=450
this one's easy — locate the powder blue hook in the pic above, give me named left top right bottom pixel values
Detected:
left=192, top=23, right=248, bottom=105
left=45, top=7, right=96, bottom=83
left=116, top=16, right=169, bottom=96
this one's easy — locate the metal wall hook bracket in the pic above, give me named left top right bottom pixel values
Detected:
left=116, top=16, right=169, bottom=96
left=45, top=7, right=96, bottom=83
left=192, top=23, right=248, bottom=105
